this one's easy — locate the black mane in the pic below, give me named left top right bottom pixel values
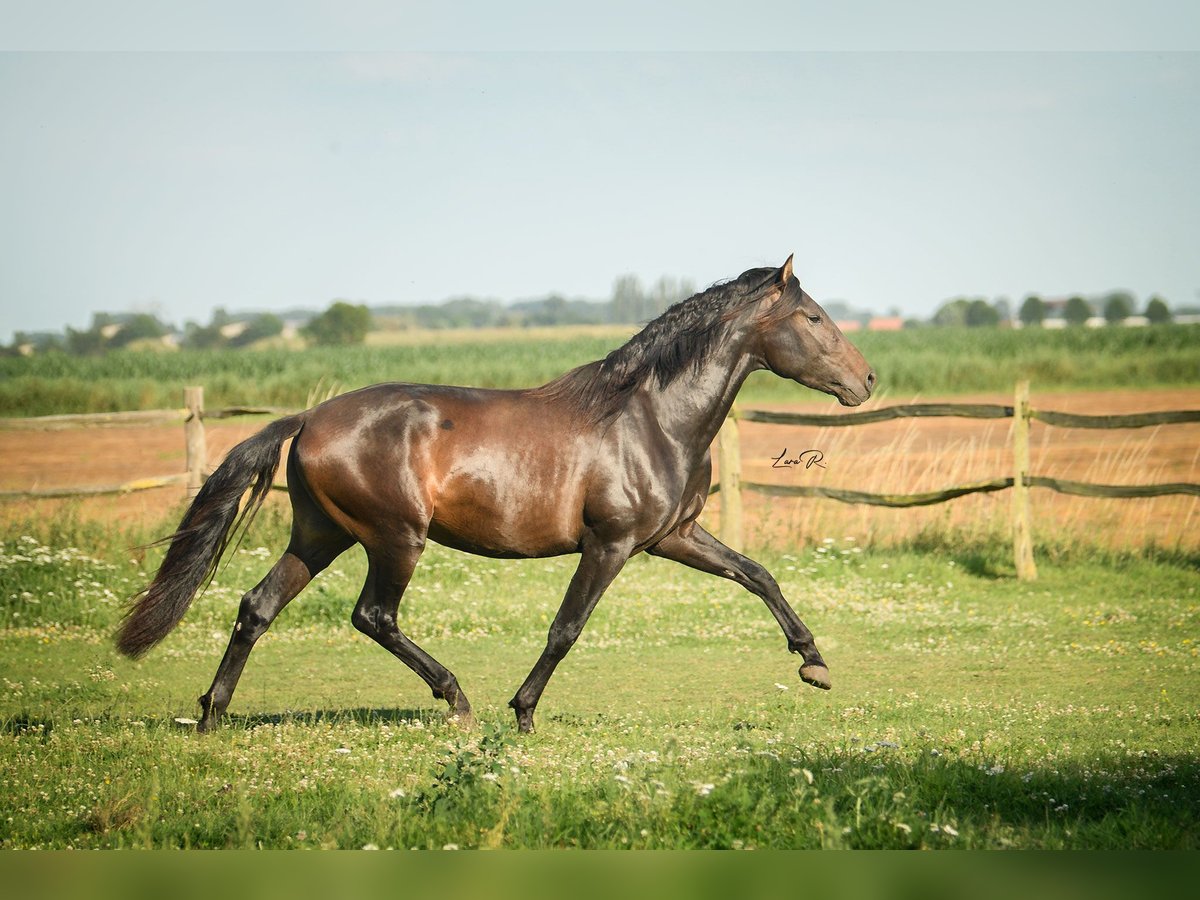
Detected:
left=532, top=265, right=786, bottom=423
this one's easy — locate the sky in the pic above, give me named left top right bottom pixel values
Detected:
left=1, top=8, right=1199, bottom=341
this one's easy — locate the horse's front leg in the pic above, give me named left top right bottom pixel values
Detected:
left=648, top=524, right=831, bottom=690
left=509, top=536, right=633, bottom=733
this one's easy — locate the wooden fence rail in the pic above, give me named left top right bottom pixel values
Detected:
left=716, top=380, right=1200, bottom=579
left=3, top=385, right=1199, bottom=580
left=0, top=387, right=298, bottom=501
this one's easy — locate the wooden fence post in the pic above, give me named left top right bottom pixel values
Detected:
left=718, top=411, right=744, bottom=552
left=184, top=386, right=206, bottom=496
left=1012, top=380, right=1038, bottom=581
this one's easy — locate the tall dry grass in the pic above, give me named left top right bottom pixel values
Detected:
left=710, top=408, right=1200, bottom=556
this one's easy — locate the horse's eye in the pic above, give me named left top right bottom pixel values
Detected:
left=808, top=315, right=822, bottom=325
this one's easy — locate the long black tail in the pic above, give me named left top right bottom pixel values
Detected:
left=115, top=414, right=306, bottom=659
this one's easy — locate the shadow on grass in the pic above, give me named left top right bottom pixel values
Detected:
left=671, top=750, right=1200, bottom=849
left=873, top=533, right=1200, bottom=581
left=223, top=706, right=437, bottom=729
left=378, top=745, right=1200, bottom=849
left=1, top=706, right=441, bottom=737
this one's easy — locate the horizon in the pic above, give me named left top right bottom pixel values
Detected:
left=13, top=282, right=1189, bottom=346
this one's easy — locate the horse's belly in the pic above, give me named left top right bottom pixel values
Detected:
left=428, top=468, right=585, bottom=559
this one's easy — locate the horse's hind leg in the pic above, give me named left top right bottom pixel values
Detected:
left=197, top=521, right=353, bottom=732
left=352, top=543, right=473, bottom=724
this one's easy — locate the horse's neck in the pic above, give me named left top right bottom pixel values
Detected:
left=639, top=341, right=761, bottom=456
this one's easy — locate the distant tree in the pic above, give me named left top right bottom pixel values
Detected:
left=302, top=301, right=372, bottom=345
left=523, top=295, right=568, bottom=327
left=1145, top=296, right=1172, bottom=324
left=991, top=297, right=1012, bottom=324
left=182, top=320, right=226, bottom=350
left=965, top=299, right=1000, bottom=327
left=109, top=313, right=168, bottom=348
left=1064, top=296, right=1093, bottom=327
left=1103, top=292, right=1135, bottom=325
left=66, top=325, right=107, bottom=355
left=11, top=331, right=64, bottom=353
left=610, top=275, right=644, bottom=323
left=1019, top=295, right=1046, bottom=326
left=229, top=313, right=284, bottom=347
left=414, top=297, right=505, bottom=329
left=649, top=276, right=683, bottom=317
left=932, top=298, right=970, bottom=327
left=511, top=294, right=608, bottom=327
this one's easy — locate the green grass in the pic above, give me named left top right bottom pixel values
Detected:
left=2, top=324, right=1198, bottom=417
left=1, top=507, right=1197, bottom=849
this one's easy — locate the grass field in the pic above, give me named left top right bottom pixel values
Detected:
left=1, top=507, right=1197, bottom=849
left=2, top=323, right=1198, bottom=417
left=2, top=324, right=1198, bottom=850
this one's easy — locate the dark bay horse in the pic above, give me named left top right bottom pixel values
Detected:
left=116, top=255, right=875, bottom=733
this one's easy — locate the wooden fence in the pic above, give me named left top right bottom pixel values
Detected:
left=3, top=383, right=1199, bottom=580
left=0, top=387, right=289, bottom=499
left=714, top=380, right=1200, bottom=579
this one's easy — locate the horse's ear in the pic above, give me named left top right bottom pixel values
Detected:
left=778, top=254, right=794, bottom=284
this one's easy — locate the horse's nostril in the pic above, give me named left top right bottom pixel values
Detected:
left=866, top=371, right=876, bottom=390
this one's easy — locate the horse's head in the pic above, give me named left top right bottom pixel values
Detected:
left=748, top=255, right=875, bottom=407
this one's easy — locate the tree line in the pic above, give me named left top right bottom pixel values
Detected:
left=6, top=274, right=698, bottom=355
left=929, top=291, right=1177, bottom=328
left=7, top=277, right=1188, bottom=356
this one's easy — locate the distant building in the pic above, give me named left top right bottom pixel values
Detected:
left=218, top=321, right=249, bottom=339
left=835, top=316, right=905, bottom=332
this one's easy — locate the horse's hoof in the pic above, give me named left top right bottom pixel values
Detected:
left=799, top=664, right=832, bottom=690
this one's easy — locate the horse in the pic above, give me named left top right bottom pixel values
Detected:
left=115, top=255, right=875, bottom=733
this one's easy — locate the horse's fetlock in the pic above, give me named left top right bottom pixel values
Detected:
left=433, top=677, right=459, bottom=702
